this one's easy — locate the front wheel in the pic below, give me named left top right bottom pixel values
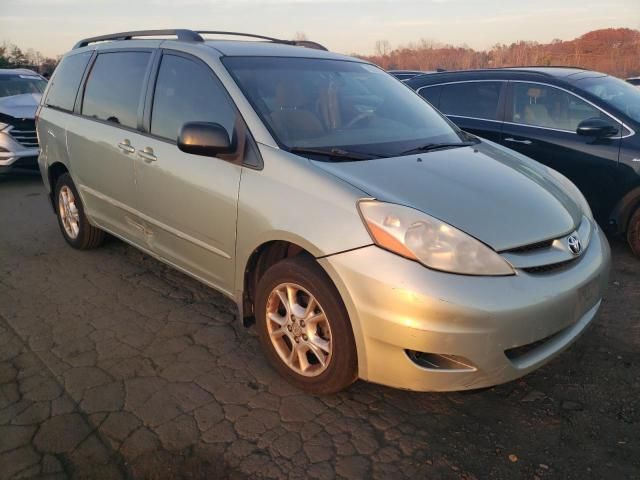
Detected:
left=54, top=173, right=105, bottom=250
left=255, top=256, right=357, bottom=394
left=627, top=206, right=640, bottom=257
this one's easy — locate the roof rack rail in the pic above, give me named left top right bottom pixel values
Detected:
left=196, top=31, right=327, bottom=50
left=73, top=29, right=203, bottom=49
left=73, top=29, right=328, bottom=51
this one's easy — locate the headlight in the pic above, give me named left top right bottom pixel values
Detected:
left=358, top=200, right=514, bottom=276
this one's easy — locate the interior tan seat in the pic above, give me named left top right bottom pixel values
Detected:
left=269, top=82, right=325, bottom=142
left=524, top=103, right=555, bottom=128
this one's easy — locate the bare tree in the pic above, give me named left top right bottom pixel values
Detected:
left=374, top=40, right=392, bottom=57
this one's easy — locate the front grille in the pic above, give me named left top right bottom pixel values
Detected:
left=503, top=239, right=553, bottom=254
left=522, top=258, right=576, bottom=274
left=9, top=128, right=38, bottom=148
left=8, top=119, right=38, bottom=148
left=0, top=114, right=38, bottom=148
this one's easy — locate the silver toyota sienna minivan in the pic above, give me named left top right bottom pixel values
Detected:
left=37, top=30, right=611, bottom=394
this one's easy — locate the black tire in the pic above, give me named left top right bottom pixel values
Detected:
left=54, top=173, right=105, bottom=250
left=627, top=206, right=640, bottom=258
left=255, top=256, right=358, bottom=394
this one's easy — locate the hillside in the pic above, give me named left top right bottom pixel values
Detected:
left=360, top=28, right=640, bottom=78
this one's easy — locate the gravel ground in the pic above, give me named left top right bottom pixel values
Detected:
left=0, top=173, right=638, bottom=479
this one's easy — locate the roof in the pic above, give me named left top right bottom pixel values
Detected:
left=203, top=40, right=356, bottom=61
left=0, top=68, right=40, bottom=76
left=407, top=66, right=608, bottom=87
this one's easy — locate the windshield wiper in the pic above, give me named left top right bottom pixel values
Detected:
left=398, top=141, right=477, bottom=157
left=289, top=147, right=382, bottom=161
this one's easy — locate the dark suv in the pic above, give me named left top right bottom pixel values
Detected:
left=407, top=68, right=640, bottom=256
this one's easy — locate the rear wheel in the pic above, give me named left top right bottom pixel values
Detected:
left=627, top=206, right=640, bottom=257
left=255, top=256, right=357, bottom=394
left=54, top=173, right=105, bottom=249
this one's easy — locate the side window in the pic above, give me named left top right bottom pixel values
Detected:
left=439, top=82, right=502, bottom=120
left=82, top=51, right=151, bottom=129
left=511, top=82, right=606, bottom=131
left=418, top=85, right=442, bottom=108
left=150, top=54, right=236, bottom=142
left=45, top=52, right=92, bottom=111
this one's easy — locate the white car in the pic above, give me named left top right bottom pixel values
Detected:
left=0, top=68, right=47, bottom=173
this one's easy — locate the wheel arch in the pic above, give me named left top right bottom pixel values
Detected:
left=47, top=162, right=70, bottom=211
left=238, top=237, right=369, bottom=379
left=609, top=184, right=640, bottom=234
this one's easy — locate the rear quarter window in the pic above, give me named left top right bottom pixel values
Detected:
left=45, top=52, right=92, bottom=112
left=439, top=81, right=502, bottom=120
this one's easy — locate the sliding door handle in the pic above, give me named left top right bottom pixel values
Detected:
left=504, top=137, right=533, bottom=145
left=138, top=147, right=157, bottom=163
left=117, top=139, right=135, bottom=153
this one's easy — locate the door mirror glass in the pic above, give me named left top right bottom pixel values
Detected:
left=178, top=122, right=234, bottom=156
left=576, top=118, right=619, bottom=137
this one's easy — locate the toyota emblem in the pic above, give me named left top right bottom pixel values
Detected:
left=567, top=234, right=582, bottom=255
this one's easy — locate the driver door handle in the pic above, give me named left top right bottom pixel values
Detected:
left=117, top=139, right=135, bottom=153
left=504, top=137, right=533, bottom=145
left=138, top=147, right=157, bottom=163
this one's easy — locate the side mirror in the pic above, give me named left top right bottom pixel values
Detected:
left=178, top=122, right=234, bottom=157
left=576, top=118, right=618, bottom=138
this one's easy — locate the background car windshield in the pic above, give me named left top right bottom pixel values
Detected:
left=0, top=74, right=46, bottom=98
left=578, top=75, right=640, bottom=123
left=223, top=57, right=463, bottom=156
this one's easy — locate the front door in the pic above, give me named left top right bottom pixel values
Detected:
left=134, top=52, right=242, bottom=295
left=501, top=81, right=622, bottom=224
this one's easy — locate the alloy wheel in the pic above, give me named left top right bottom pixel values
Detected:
left=58, top=185, right=80, bottom=239
left=265, top=282, right=333, bottom=377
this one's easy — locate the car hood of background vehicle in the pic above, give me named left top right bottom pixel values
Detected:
left=312, top=141, right=583, bottom=251
left=0, top=93, right=41, bottom=119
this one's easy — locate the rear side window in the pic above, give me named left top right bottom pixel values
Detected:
left=45, top=52, right=92, bottom=111
left=150, top=54, right=236, bottom=141
left=82, top=51, right=151, bottom=129
left=418, top=85, right=442, bottom=107
left=439, top=81, right=502, bottom=120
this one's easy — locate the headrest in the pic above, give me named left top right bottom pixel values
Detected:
left=275, top=82, right=307, bottom=109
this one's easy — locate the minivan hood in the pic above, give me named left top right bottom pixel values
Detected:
left=0, top=93, right=41, bottom=119
left=312, top=141, right=582, bottom=251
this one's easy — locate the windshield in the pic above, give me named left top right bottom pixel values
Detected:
left=223, top=57, right=464, bottom=157
left=0, top=74, right=46, bottom=98
left=577, top=75, right=640, bottom=123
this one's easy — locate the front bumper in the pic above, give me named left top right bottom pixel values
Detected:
left=0, top=132, right=39, bottom=173
left=319, top=226, right=611, bottom=392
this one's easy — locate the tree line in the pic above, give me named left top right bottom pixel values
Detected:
left=360, top=28, right=640, bottom=79
left=0, top=42, right=59, bottom=76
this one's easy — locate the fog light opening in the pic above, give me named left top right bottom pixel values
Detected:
left=406, top=350, right=477, bottom=371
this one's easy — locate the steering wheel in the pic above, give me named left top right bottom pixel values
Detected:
left=345, top=111, right=375, bottom=128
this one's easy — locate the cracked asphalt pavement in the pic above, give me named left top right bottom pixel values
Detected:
left=0, top=173, right=638, bottom=479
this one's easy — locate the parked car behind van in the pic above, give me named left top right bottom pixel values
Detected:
left=407, top=68, right=640, bottom=256
left=0, top=68, right=47, bottom=173
left=37, top=31, right=610, bottom=393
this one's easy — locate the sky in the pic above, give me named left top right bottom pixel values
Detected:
left=1, top=0, right=639, bottom=58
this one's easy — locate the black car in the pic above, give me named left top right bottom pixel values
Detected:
left=407, top=67, right=640, bottom=256
left=388, top=70, right=432, bottom=82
